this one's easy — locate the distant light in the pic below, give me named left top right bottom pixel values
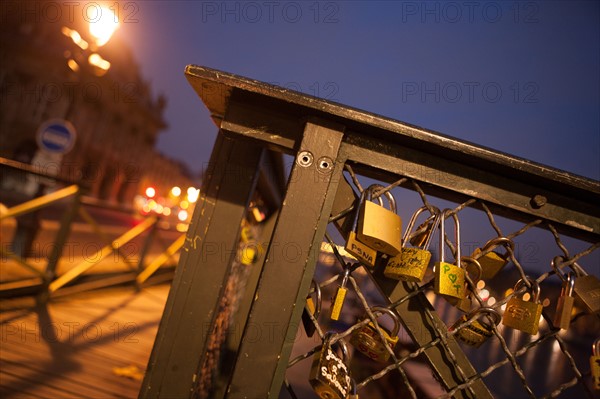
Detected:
left=145, top=187, right=156, bottom=198
left=148, top=200, right=157, bottom=210
left=479, top=289, right=490, bottom=301
left=487, top=297, right=496, bottom=306
left=542, top=298, right=551, bottom=307
left=142, top=204, right=150, bottom=214
left=61, top=26, right=89, bottom=50
left=170, top=186, right=181, bottom=197
left=187, top=187, right=199, bottom=203
left=178, top=210, right=188, bottom=222
left=67, top=59, right=80, bottom=72
left=88, top=53, right=111, bottom=71
left=176, top=222, right=189, bottom=233
left=476, top=280, right=486, bottom=290
left=162, top=207, right=171, bottom=216
left=88, top=6, right=119, bottom=47
left=179, top=200, right=189, bottom=210
left=155, top=204, right=164, bottom=214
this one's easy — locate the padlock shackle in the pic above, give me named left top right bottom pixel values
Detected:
left=469, top=307, right=502, bottom=329
left=439, top=209, right=460, bottom=265
left=403, top=206, right=428, bottom=243
left=551, top=255, right=589, bottom=281
left=460, top=256, right=482, bottom=282
left=370, top=306, right=401, bottom=337
left=481, top=236, right=514, bottom=253
left=562, top=272, right=575, bottom=298
left=513, top=276, right=540, bottom=303
left=366, top=184, right=396, bottom=214
left=323, top=332, right=350, bottom=367
left=309, top=279, right=322, bottom=319
left=350, top=189, right=369, bottom=234
left=403, top=207, right=441, bottom=251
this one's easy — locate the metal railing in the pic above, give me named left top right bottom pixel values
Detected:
left=140, top=66, right=600, bottom=399
left=0, top=158, right=185, bottom=298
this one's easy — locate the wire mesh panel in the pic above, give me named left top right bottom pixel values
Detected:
left=282, top=165, right=599, bottom=398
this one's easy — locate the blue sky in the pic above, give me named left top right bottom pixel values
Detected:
left=116, top=1, right=599, bottom=181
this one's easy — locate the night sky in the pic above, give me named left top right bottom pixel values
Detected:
left=115, top=1, right=599, bottom=182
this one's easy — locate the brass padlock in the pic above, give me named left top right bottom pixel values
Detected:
left=470, top=236, right=514, bottom=279
left=553, top=271, right=575, bottom=330
left=384, top=207, right=441, bottom=282
left=350, top=306, right=400, bottom=363
left=309, top=333, right=352, bottom=399
left=591, top=338, right=600, bottom=390
left=408, top=206, right=440, bottom=247
left=502, top=277, right=543, bottom=335
left=434, top=209, right=466, bottom=300
left=552, top=256, right=600, bottom=314
left=302, top=279, right=322, bottom=337
left=450, top=307, right=501, bottom=348
left=345, top=189, right=377, bottom=268
left=446, top=257, right=483, bottom=313
left=357, top=184, right=402, bottom=257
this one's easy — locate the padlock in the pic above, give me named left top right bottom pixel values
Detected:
left=302, top=279, right=322, bottom=337
left=408, top=206, right=440, bottom=247
left=470, top=236, right=514, bottom=279
left=446, top=257, right=483, bottom=312
left=434, top=209, right=466, bottom=300
left=552, top=256, right=600, bottom=315
left=330, top=263, right=356, bottom=321
left=502, top=277, right=543, bottom=335
left=591, top=338, right=600, bottom=390
left=350, top=306, right=400, bottom=363
left=553, top=271, right=575, bottom=330
left=356, top=184, right=402, bottom=257
left=309, top=333, right=352, bottom=399
left=345, top=189, right=377, bottom=268
left=384, top=207, right=441, bottom=282
left=450, top=307, right=501, bottom=348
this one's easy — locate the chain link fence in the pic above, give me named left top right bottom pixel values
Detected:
left=280, top=164, right=599, bottom=399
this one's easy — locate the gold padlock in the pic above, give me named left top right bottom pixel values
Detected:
left=553, top=256, right=600, bottom=314
left=450, top=307, right=501, bottom=348
left=309, top=333, right=352, bottom=399
left=345, top=189, right=377, bottom=268
left=384, top=207, right=441, bottom=282
left=302, top=279, right=322, bottom=337
left=591, top=338, right=600, bottom=390
left=470, top=237, right=514, bottom=279
left=434, top=209, right=466, bottom=300
left=357, top=184, right=402, bottom=257
left=553, top=271, right=575, bottom=330
left=350, top=306, right=400, bottom=363
left=502, top=277, right=543, bottom=335
left=446, top=257, right=483, bottom=312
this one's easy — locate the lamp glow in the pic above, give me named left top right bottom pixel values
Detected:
left=88, top=6, right=120, bottom=47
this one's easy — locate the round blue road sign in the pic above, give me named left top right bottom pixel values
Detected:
left=36, top=119, right=77, bottom=154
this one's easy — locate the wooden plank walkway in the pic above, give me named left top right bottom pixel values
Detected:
left=0, top=284, right=170, bottom=398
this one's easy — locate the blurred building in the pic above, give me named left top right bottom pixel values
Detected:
left=0, top=0, right=194, bottom=204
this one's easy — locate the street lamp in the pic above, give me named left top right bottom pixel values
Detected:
left=62, top=5, right=119, bottom=76
left=88, top=6, right=120, bottom=48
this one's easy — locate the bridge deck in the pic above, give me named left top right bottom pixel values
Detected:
left=0, top=285, right=169, bottom=398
